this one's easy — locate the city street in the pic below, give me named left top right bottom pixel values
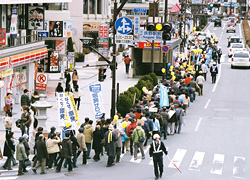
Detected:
left=1, top=21, right=250, bottom=180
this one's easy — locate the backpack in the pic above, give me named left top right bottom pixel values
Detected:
left=15, top=119, right=21, bottom=128
left=129, top=127, right=135, bottom=135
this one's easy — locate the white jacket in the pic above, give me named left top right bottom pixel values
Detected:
left=73, top=89, right=82, bottom=99
left=46, top=138, right=60, bottom=154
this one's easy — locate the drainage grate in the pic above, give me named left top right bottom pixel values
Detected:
left=64, top=172, right=78, bottom=176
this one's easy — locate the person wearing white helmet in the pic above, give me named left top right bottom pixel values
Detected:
left=210, top=62, right=218, bottom=84
left=149, top=134, right=168, bottom=180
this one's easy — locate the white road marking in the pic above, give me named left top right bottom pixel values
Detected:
left=189, top=151, right=205, bottom=171
left=214, top=108, right=230, bottom=111
left=211, top=117, right=230, bottom=120
left=195, top=118, right=202, bottom=132
left=233, top=156, right=245, bottom=179
left=239, top=22, right=243, bottom=39
left=220, top=55, right=226, bottom=63
left=213, top=28, right=217, bottom=31
left=210, top=154, right=225, bottom=175
left=168, top=149, right=187, bottom=168
left=204, top=99, right=211, bottom=109
left=223, top=23, right=226, bottom=30
left=130, top=145, right=150, bottom=163
left=212, top=64, right=222, bottom=93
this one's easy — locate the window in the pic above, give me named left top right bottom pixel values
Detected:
left=89, top=0, right=95, bottom=14
left=48, top=3, right=68, bottom=10
left=234, top=53, right=249, bottom=58
left=97, top=0, right=102, bottom=14
left=83, top=0, right=88, bottom=14
left=232, top=44, right=243, bottom=48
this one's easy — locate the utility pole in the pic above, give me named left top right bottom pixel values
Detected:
left=111, top=0, right=128, bottom=118
left=162, top=0, right=168, bottom=80
left=151, top=0, right=156, bottom=73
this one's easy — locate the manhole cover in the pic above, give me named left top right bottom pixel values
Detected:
left=64, top=172, right=78, bottom=176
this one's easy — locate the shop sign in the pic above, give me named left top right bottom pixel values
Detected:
left=56, top=40, right=65, bottom=54
left=138, top=41, right=162, bottom=49
left=28, top=6, right=44, bottom=30
left=10, top=8, right=18, bottom=38
left=49, top=21, right=63, bottom=37
left=0, top=29, right=6, bottom=45
left=35, top=72, right=47, bottom=91
left=83, top=22, right=100, bottom=31
left=0, top=68, right=13, bottom=78
left=63, top=21, right=72, bottom=37
left=49, top=50, right=59, bottom=72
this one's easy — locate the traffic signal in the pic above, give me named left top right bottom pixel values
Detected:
left=98, top=68, right=106, bottom=82
left=214, top=3, right=221, bottom=7
left=147, top=23, right=155, bottom=31
left=162, top=23, right=172, bottom=41
left=209, top=3, right=214, bottom=8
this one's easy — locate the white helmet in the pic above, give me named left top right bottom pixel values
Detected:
left=153, top=134, right=160, bottom=140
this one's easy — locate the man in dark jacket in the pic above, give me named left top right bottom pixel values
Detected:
left=56, top=132, right=73, bottom=172
left=3, top=132, right=15, bottom=170
left=160, top=107, right=169, bottom=140
left=93, top=125, right=104, bottom=162
left=64, top=70, right=71, bottom=86
left=21, top=89, right=30, bottom=111
left=32, top=134, right=48, bottom=174
left=149, top=134, right=168, bottom=180
left=210, top=62, right=218, bottom=84
left=105, top=125, right=118, bottom=167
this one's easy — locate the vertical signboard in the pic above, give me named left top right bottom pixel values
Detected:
left=98, top=24, right=109, bottom=57
left=28, top=6, right=44, bottom=30
left=89, top=84, right=104, bottom=120
left=63, top=21, right=72, bottom=37
left=49, top=50, right=59, bottom=72
left=134, top=16, right=140, bottom=35
left=0, top=29, right=6, bottom=45
left=35, top=73, right=48, bottom=91
left=10, top=8, right=18, bottom=38
left=49, top=21, right=63, bottom=37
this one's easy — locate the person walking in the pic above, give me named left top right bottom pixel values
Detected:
left=210, top=62, right=218, bottom=84
left=72, top=69, right=79, bottom=87
left=80, top=117, right=89, bottom=129
left=21, top=89, right=30, bottom=111
left=55, top=82, right=64, bottom=96
left=64, top=130, right=79, bottom=168
left=16, top=137, right=28, bottom=176
left=160, top=107, right=169, bottom=140
left=56, top=132, right=73, bottom=172
left=151, top=114, right=160, bottom=138
left=123, top=55, right=131, bottom=74
left=92, top=125, right=104, bottom=162
left=217, top=47, right=222, bottom=64
left=3, top=111, right=13, bottom=135
left=105, top=125, right=118, bottom=167
left=32, top=134, right=48, bottom=174
left=20, top=107, right=32, bottom=136
left=113, top=124, right=124, bottom=163
left=201, top=61, right=208, bottom=81
left=64, top=70, right=71, bottom=86
left=132, top=123, right=145, bottom=160
left=46, top=133, right=60, bottom=170
left=196, top=72, right=205, bottom=96
left=84, top=120, right=94, bottom=159
left=149, top=134, right=168, bottom=180
left=22, top=134, right=30, bottom=173
left=175, top=105, right=185, bottom=134
left=3, top=132, right=15, bottom=170
left=73, top=85, right=82, bottom=111
left=76, top=128, right=87, bottom=164
left=126, top=118, right=137, bottom=155
left=31, top=91, right=40, bottom=116
left=4, top=93, right=13, bottom=113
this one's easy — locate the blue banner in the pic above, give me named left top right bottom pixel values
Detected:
left=205, top=48, right=213, bottom=65
left=89, top=84, right=104, bottom=120
left=160, top=84, right=169, bottom=108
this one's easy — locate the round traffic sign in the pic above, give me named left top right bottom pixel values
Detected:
left=37, top=74, right=46, bottom=83
left=161, top=45, right=170, bottom=53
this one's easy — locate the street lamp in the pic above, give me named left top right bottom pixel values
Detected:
left=80, top=37, right=93, bottom=48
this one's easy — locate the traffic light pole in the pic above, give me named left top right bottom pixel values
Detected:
left=162, top=0, right=168, bottom=80
left=151, top=1, right=156, bottom=73
left=111, top=0, right=128, bottom=118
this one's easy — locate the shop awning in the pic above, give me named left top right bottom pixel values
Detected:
left=169, top=3, right=181, bottom=14
left=0, top=0, right=71, bottom=4
left=0, top=47, right=47, bottom=71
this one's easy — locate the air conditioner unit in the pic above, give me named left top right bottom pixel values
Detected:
left=19, top=29, right=26, bottom=44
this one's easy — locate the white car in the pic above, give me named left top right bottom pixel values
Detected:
left=231, top=51, right=250, bottom=69
left=228, top=43, right=245, bottom=57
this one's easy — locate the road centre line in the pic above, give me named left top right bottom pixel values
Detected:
left=204, top=99, right=211, bottom=109
left=212, top=64, right=222, bottom=93
left=195, top=118, right=202, bottom=132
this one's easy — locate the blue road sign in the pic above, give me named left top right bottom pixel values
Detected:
left=139, top=30, right=162, bottom=40
left=115, top=17, right=133, bottom=35
left=134, top=8, right=147, bottom=13
left=38, top=31, right=49, bottom=38
left=161, top=45, right=170, bottom=53
left=134, top=16, right=140, bottom=35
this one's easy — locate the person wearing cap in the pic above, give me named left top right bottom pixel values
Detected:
left=48, top=126, right=56, bottom=139
left=105, top=125, right=118, bottom=167
left=132, top=123, right=145, bottom=160
left=201, top=61, right=208, bottom=81
left=84, top=120, right=94, bottom=159
left=92, top=125, right=104, bottom=162
left=16, top=137, right=28, bottom=176
left=32, top=134, right=48, bottom=174
left=20, top=107, right=31, bottom=136
left=77, top=128, right=88, bottom=164
left=210, top=62, right=218, bottom=84
left=149, top=134, right=168, bottom=180
left=46, top=133, right=60, bottom=170
left=126, top=118, right=137, bottom=155
left=20, top=89, right=30, bottom=111
left=196, top=71, right=205, bottom=96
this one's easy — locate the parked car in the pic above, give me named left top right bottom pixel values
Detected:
left=226, top=23, right=236, bottom=33
left=214, top=18, right=221, bottom=27
left=231, top=51, right=250, bottom=69
left=228, top=43, right=245, bottom=57
left=227, top=35, right=241, bottom=47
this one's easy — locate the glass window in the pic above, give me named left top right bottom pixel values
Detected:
left=62, top=3, right=68, bottom=10
left=48, top=3, right=62, bottom=10
left=83, top=0, right=88, bottom=14
left=234, top=53, right=249, bottom=58
left=89, top=0, right=95, bottom=14
left=97, top=0, right=102, bottom=14
left=232, top=44, right=243, bottom=48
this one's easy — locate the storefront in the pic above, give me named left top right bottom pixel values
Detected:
left=0, top=46, right=47, bottom=107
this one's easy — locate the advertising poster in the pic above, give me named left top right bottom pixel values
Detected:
left=49, top=50, right=59, bottom=72
left=0, top=29, right=6, bottom=45
left=63, top=21, right=72, bottom=37
left=28, top=6, right=44, bottom=30
left=49, top=21, right=63, bottom=37
left=10, top=8, right=18, bottom=38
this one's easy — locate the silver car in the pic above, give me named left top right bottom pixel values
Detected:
left=231, top=51, right=250, bottom=69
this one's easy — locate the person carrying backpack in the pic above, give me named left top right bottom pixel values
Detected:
left=132, top=123, right=145, bottom=160
left=126, top=118, right=137, bottom=156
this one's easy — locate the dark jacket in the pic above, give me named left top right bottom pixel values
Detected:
left=31, top=95, right=40, bottom=104
left=64, top=73, right=71, bottom=84
left=70, top=135, right=79, bottom=152
left=93, top=129, right=104, bottom=152
left=55, top=85, right=64, bottom=94
left=20, top=113, right=31, bottom=131
left=3, top=135, right=15, bottom=157
left=36, top=139, right=48, bottom=160
left=210, top=65, right=218, bottom=76
left=149, top=140, right=168, bottom=158
left=23, top=139, right=30, bottom=156
left=21, top=94, right=30, bottom=106
left=160, top=111, right=169, bottom=125
left=61, top=137, right=72, bottom=158
left=105, top=131, right=118, bottom=157
left=168, top=111, right=177, bottom=123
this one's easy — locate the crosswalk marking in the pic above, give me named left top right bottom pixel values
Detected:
left=233, top=156, right=245, bottom=179
left=189, top=151, right=205, bottom=171
left=0, top=167, right=31, bottom=180
left=130, top=145, right=150, bottom=164
left=168, top=149, right=187, bottom=168
left=210, top=154, right=225, bottom=175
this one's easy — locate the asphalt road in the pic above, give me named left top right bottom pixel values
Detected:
left=1, top=21, right=250, bottom=180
